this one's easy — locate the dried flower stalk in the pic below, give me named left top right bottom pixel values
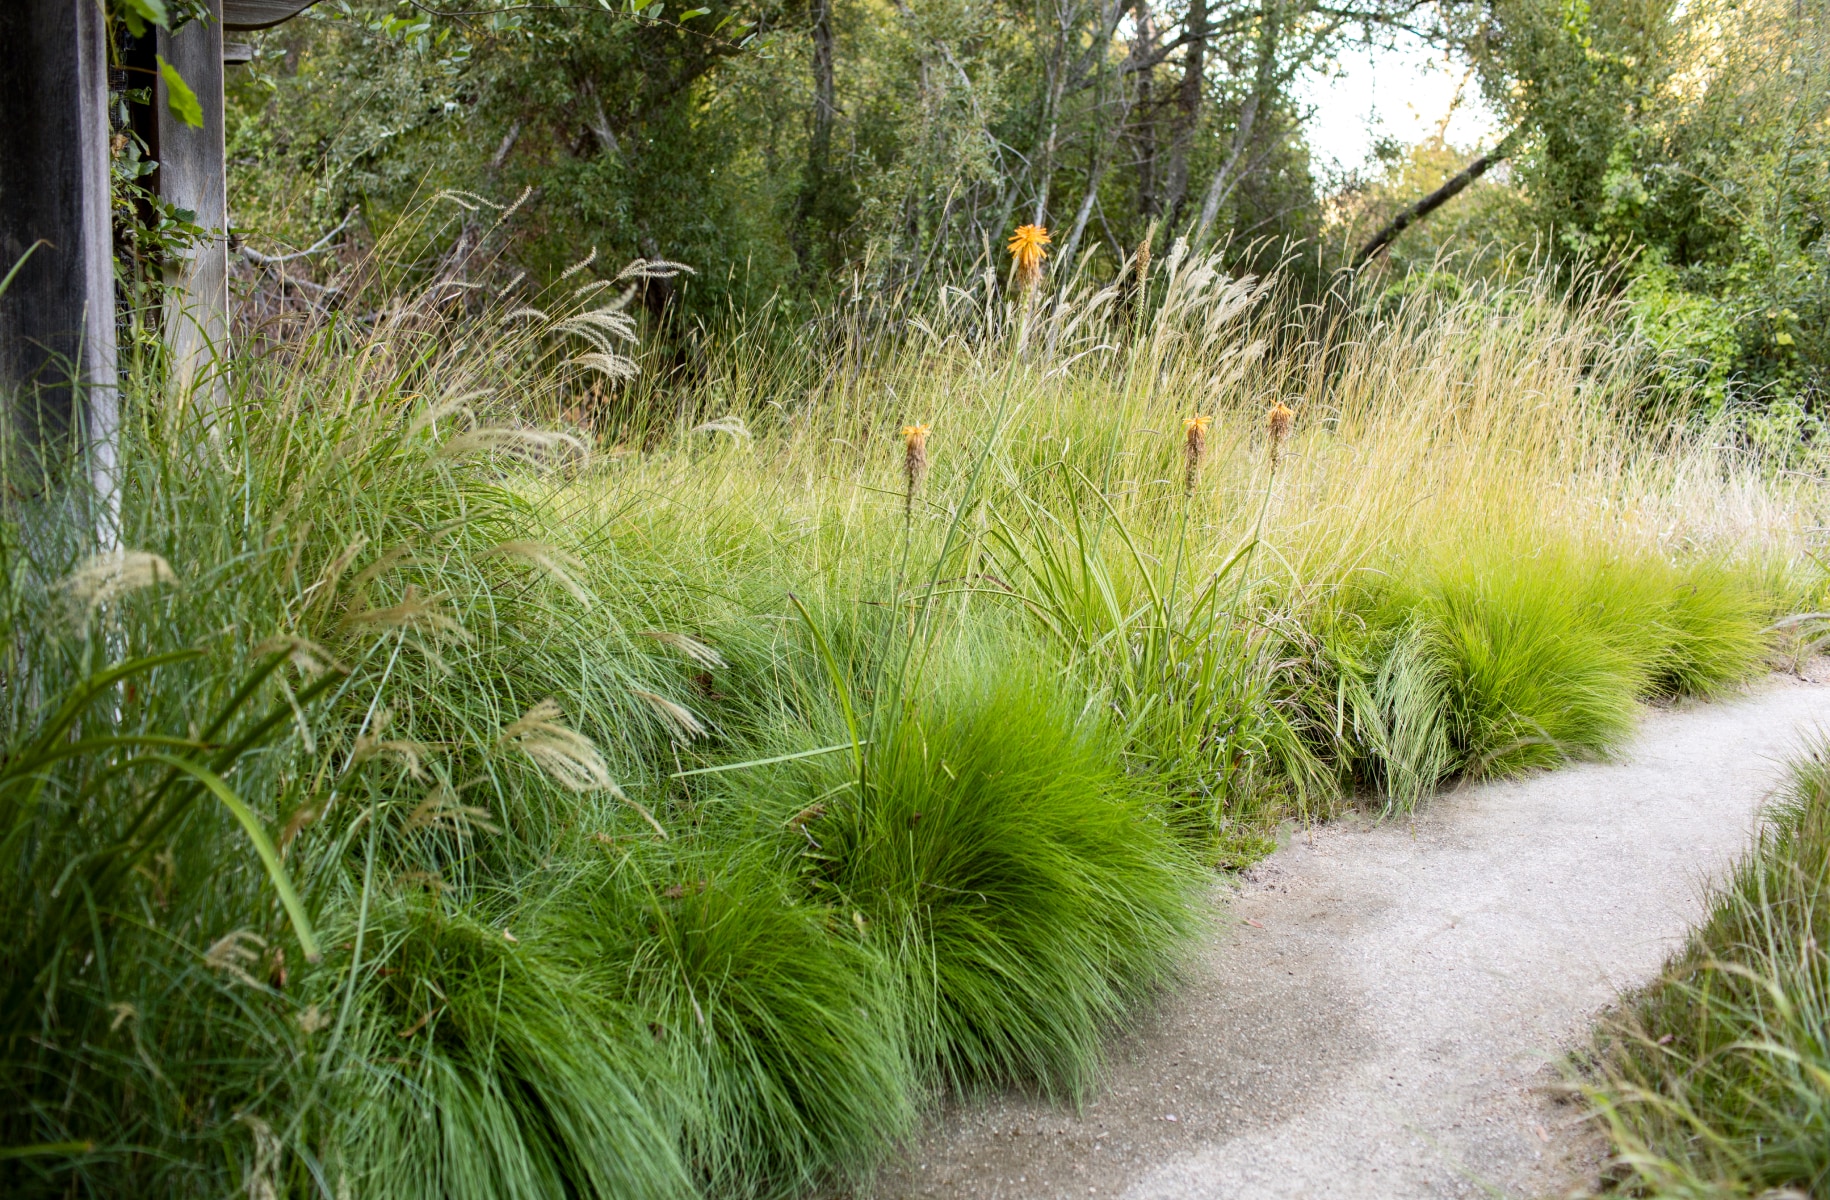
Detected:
left=1182, top=413, right=1212, bottom=495
left=1267, top=400, right=1295, bottom=466
left=902, top=423, right=931, bottom=515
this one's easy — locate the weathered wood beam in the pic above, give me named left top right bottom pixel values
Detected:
left=158, top=0, right=230, bottom=406
left=222, top=0, right=320, bottom=30
left=0, top=0, right=119, bottom=492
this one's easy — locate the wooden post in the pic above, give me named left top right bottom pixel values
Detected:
left=157, top=0, right=230, bottom=406
left=0, top=0, right=119, bottom=493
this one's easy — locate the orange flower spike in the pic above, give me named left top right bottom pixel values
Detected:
left=1007, top=224, right=1051, bottom=290
left=902, top=423, right=931, bottom=516
left=1182, top=413, right=1212, bottom=495
left=1266, top=400, right=1294, bottom=466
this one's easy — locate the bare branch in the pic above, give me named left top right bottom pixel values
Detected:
left=1352, top=128, right=1522, bottom=267
left=237, top=208, right=359, bottom=267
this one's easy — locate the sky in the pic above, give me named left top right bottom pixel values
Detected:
left=1295, top=34, right=1505, bottom=174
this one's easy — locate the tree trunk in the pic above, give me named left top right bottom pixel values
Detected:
left=1193, top=0, right=1278, bottom=246
left=1030, top=0, right=1079, bottom=227
left=1352, top=134, right=1517, bottom=267
left=810, top=0, right=836, bottom=167
left=793, top=0, right=838, bottom=271
left=1131, top=0, right=1160, bottom=221
left=158, top=0, right=229, bottom=409
left=1159, top=0, right=1207, bottom=227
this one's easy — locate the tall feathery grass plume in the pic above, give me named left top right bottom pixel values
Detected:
left=1007, top=225, right=1050, bottom=293
left=903, top=422, right=931, bottom=516
left=58, top=549, right=177, bottom=624
left=1182, top=413, right=1211, bottom=496
left=497, top=698, right=619, bottom=794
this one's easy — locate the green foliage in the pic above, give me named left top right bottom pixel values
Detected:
left=0, top=250, right=1795, bottom=1195
left=984, top=467, right=1332, bottom=848
left=1468, top=0, right=1830, bottom=407
left=332, top=896, right=689, bottom=1200
left=157, top=55, right=204, bottom=128
left=0, top=293, right=1205, bottom=1194
left=1624, top=263, right=1741, bottom=413
left=1422, top=555, right=1642, bottom=773
left=1330, top=617, right=1455, bottom=813
left=1589, top=742, right=1830, bottom=1196
left=221, top=0, right=1429, bottom=318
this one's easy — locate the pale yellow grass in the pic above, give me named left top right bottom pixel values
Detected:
left=562, top=249, right=1816, bottom=609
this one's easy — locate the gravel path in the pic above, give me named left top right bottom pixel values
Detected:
left=874, top=674, right=1830, bottom=1200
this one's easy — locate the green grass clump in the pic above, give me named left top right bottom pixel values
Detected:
left=1324, top=545, right=1772, bottom=798
left=1589, top=743, right=1830, bottom=1197
left=1428, top=552, right=1650, bottom=774
left=807, top=662, right=1199, bottom=1097
left=1645, top=564, right=1770, bottom=699
left=332, top=896, right=688, bottom=1200
left=565, top=840, right=918, bottom=1198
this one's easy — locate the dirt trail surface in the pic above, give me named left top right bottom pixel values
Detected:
left=874, top=675, right=1830, bottom=1200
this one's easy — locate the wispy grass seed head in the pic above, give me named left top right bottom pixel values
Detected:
left=484, top=540, right=593, bottom=605
left=640, top=629, right=726, bottom=668
left=632, top=688, right=706, bottom=742
left=59, top=549, right=177, bottom=623
left=498, top=698, right=620, bottom=792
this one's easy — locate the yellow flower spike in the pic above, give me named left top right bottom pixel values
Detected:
left=1006, top=225, right=1051, bottom=291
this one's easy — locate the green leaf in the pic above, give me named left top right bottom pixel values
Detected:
left=680, top=7, right=710, bottom=17
left=157, top=55, right=203, bottom=129
left=0, top=1142, right=94, bottom=1162
left=141, top=752, right=322, bottom=963
left=118, top=0, right=170, bottom=36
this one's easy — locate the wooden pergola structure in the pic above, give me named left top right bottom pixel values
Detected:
left=0, top=0, right=315, bottom=476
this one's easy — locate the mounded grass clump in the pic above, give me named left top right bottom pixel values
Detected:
left=1589, top=743, right=1830, bottom=1196
left=564, top=839, right=918, bottom=1198
left=1428, top=554, right=1648, bottom=775
left=1645, top=564, right=1771, bottom=699
left=1326, top=544, right=1772, bottom=795
left=332, top=897, right=688, bottom=1200
left=807, top=662, right=1200, bottom=1097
